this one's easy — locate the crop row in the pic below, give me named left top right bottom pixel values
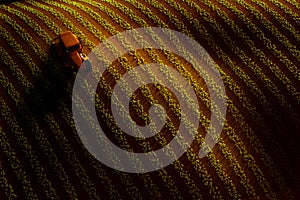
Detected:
left=0, top=12, right=102, bottom=198
left=0, top=0, right=294, bottom=199
left=57, top=0, right=288, bottom=198
left=80, top=0, right=260, bottom=198
left=0, top=9, right=109, bottom=200
left=40, top=0, right=188, bottom=198
left=116, top=0, right=276, bottom=198
left=0, top=122, right=31, bottom=200
left=0, top=40, right=78, bottom=199
left=0, top=5, right=123, bottom=199
left=177, top=0, right=292, bottom=196
left=174, top=0, right=290, bottom=190
left=0, top=3, right=253, bottom=200
left=214, top=0, right=300, bottom=102
left=58, top=0, right=227, bottom=198
left=1, top=2, right=154, bottom=198
left=55, top=0, right=230, bottom=198
left=111, top=0, right=231, bottom=197
left=83, top=1, right=238, bottom=198
left=124, top=0, right=292, bottom=197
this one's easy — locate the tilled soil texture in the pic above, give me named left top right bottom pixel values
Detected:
left=0, top=0, right=299, bottom=199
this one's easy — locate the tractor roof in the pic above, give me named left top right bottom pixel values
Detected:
left=60, top=31, right=80, bottom=48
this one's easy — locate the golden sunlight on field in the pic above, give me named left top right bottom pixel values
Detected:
left=0, top=0, right=299, bottom=199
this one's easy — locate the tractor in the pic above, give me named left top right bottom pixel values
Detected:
left=51, top=31, right=91, bottom=71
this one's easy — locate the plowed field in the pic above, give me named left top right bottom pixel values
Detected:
left=0, top=0, right=299, bottom=199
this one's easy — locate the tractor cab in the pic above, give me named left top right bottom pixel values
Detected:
left=51, top=31, right=90, bottom=70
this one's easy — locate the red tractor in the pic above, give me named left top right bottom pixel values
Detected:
left=51, top=31, right=90, bottom=70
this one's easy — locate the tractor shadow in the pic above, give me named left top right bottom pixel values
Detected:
left=25, top=58, right=74, bottom=117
